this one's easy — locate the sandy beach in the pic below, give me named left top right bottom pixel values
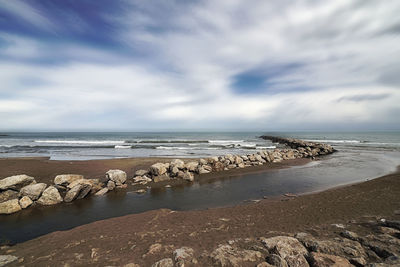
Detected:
left=1, top=160, right=399, bottom=266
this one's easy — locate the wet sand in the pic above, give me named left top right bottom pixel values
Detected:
left=2, top=164, right=399, bottom=266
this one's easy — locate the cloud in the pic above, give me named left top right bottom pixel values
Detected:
left=0, top=0, right=399, bottom=130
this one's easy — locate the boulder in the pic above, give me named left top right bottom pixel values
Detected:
left=133, top=176, right=152, bottom=184
left=106, top=170, right=127, bottom=185
left=64, top=184, right=92, bottom=202
left=198, top=166, right=211, bottom=174
left=266, top=254, right=288, bottom=267
left=234, top=156, right=243, bottom=164
left=151, top=258, right=174, bottom=267
left=36, top=186, right=63, bottom=205
left=185, top=161, right=199, bottom=172
left=199, top=158, right=208, bottom=165
left=150, top=163, right=168, bottom=176
left=210, top=244, right=263, bottom=267
left=54, top=174, right=83, bottom=186
left=68, top=178, right=99, bottom=189
left=183, top=172, right=194, bottom=182
left=153, top=174, right=170, bottom=183
left=261, top=236, right=309, bottom=267
left=95, top=187, right=108, bottom=196
left=0, top=190, right=18, bottom=203
left=19, top=196, right=33, bottom=209
left=170, top=166, right=180, bottom=177
left=0, top=199, right=21, bottom=214
left=135, top=169, right=148, bottom=176
left=107, top=180, right=116, bottom=191
left=225, top=154, right=235, bottom=163
left=309, top=252, right=352, bottom=267
left=213, top=161, right=225, bottom=172
left=19, top=183, right=47, bottom=200
left=170, top=159, right=185, bottom=169
left=0, top=174, right=35, bottom=190
left=173, top=247, right=196, bottom=267
left=0, top=255, right=19, bottom=266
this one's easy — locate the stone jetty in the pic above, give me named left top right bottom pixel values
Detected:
left=0, top=136, right=336, bottom=215
left=260, top=135, right=336, bottom=158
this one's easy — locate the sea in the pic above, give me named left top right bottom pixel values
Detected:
left=1, top=131, right=400, bottom=244
left=1, top=131, right=400, bottom=160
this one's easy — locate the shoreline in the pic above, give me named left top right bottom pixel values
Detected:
left=2, top=166, right=400, bottom=266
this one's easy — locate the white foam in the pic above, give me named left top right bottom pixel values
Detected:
left=208, top=140, right=244, bottom=144
left=115, top=145, right=132, bottom=149
left=305, top=139, right=360, bottom=143
left=256, top=146, right=276, bottom=149
left=35, top=140, right=125, bottom=144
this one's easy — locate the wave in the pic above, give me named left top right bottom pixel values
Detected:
left=35, top=140, right=125, bottom=144
left=208, top=140, right=244, bottom=144
left=305, top=139, right=361, bottom=143
left=256, top=146, right=276, bottom=149
left=115, top=145, right=132, bottom=149
left=156, top=146, right=218, bottom=150
left=125, top=140, right=209, bottom=144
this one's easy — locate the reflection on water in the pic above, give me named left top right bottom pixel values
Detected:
left=1, top=148, right=400, bottom=244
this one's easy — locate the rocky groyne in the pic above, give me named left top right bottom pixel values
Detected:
left=260, top=136, right=336, bottom=158
left=0, top=136, right=336, bottom=215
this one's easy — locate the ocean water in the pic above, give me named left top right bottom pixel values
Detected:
left=0, top=131, right=399, bottom=160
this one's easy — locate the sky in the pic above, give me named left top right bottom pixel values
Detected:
left=0, top=0, right=399, bottom=131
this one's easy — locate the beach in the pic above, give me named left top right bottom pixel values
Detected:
left=1, top=167, right=399, bottom=266
left=1, top=133, right=400, bottom=266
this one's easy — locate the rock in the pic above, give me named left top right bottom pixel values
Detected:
left=234, top=156, right=243, bottom=165
left=173, top=247, right=195, bottom=267
left=307, top=238, right=367, bottom=260
left=107, top=180, right=116, bottom=191
left=150, top=163, right=168, bottom=176
left=170, top=159, right=185, bottom=169
left=135, top=169, right=148, bottom=176
left=170, top=166, right=180, bottom=177
left=198, top=166, right=210, bottom=174
left=54, top=174, right=83, bottom=186
left=152, top=258, right=174, bottom=267
left=64, top=184, right=92, bottom=202
left=67, top=178, right=98, bottom=189
left=257, top=263, right=274, bottom=267
left=203, top=165, right=212, bottom=172
left=382, top=220, right=400, bottom=231
left=36, top=186, right=63, bottom=205
left=213, top=161, right=225, bottom=171
left=340, top=230, right=359, bottom=242
left=309, top=252, right=352, bottom=267
left=94, top=187, right=108, bottom=196
left=0, top=199, right=21, bottom=214
left=199, top=158, right=208, bottom=165
left=0, top=174, right=35, bottom=190
left=133, top=176, right=152, bottom=184
left=185, top=161, right=199, bottom=172
left=153, top=174, right=170, bottom=183
left=0, top=255, right=18, bottom=266
left=106, top=169, right=127, bottom=185
left=261, top=236, right=309, bottom=267
left=183, top=171, right=194, bottom=182
left=266, top=254, right=288, bottom=267
left=135, top=189, right=146, bottom=194
left=210, top=244, right=263, bottom=266
left=19, top=196, right=33, bottom=209
left=0, top=190, right=18, bottom=203
left=18, top=183, right=47, bottom=200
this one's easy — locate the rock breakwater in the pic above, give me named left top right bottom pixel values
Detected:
left=0, top=136, right=336, bottom=215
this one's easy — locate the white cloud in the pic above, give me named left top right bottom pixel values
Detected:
left=0, top=0, right=399, bottom=130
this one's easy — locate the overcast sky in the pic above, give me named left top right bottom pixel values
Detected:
left=0, top=0, right=399, bottom=131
